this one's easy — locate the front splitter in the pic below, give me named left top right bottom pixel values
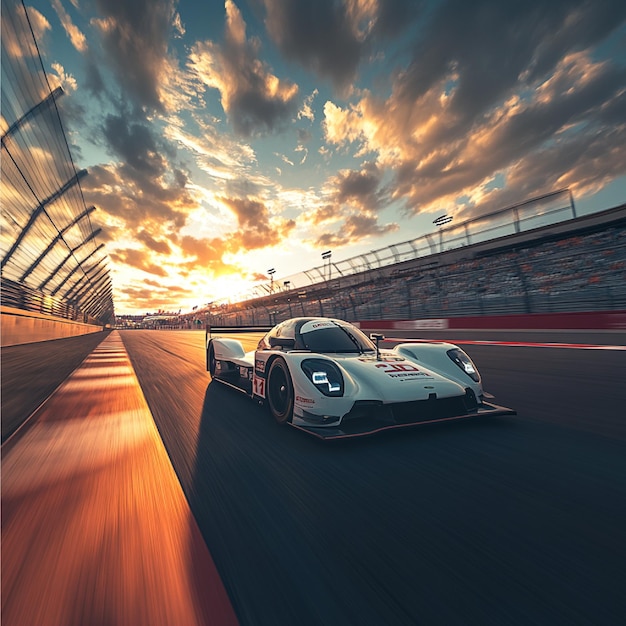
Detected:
left=289, top=402, right=516, bottom=440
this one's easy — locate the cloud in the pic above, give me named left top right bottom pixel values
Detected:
left=136, top=230, right=172, bottom=255
left=220, top=196, right=296, bottom=250
left=51, top=0, right=87, bottom=52
left=261, top=0, right=421, bottom=94
left=176, top=232, right=289, bottom=283
left=92, top=0, right=180, bottom=111
left=295, top=144, right=308, bottom=164
left=276, top=153, right=294, bottom=166
left=178, top=234, right=235, bottom=273
left=103, top=114, right=167, bottom=177
left=109, top=248, right=169, bottom=277
left=306, top=204, right=336, bottom=226
left=313, top=212, right=398, bottom=248
left=322, top=0, right=626, bottom=218
left=188, top=0, right=299, bottom=136
left=117, top=282, right=192, bottom=313
left=303, top=163, right=397, bottom=247
left=49, top=62, right=78, bottom=93
left=297, top=88, right=318, bottom=121
left=400, top=0, right=625, bottom=127
left=82, top=54, right=107, bottom=96
left=333, top=163, right=387, bottom=211
left=82, top=162, right=192, bottom=232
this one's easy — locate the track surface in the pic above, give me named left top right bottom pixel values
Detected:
left=2, top=332, right=237, bottom=626
left=1, top=330, right=111, bottom=442
left=119, top=330, right=626, bottom=625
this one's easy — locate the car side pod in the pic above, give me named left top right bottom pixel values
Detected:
left=288, top=401, right=516, bottom=440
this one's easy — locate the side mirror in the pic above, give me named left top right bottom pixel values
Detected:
left=369, top=333, right=385, bottom=360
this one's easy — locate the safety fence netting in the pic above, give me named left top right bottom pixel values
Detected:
left=1, top=0, right=114, bottom=325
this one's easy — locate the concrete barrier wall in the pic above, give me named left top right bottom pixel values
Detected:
left=1, top=307, right=104, bottom=347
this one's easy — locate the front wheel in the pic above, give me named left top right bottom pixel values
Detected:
left=267, top=359, right=294, bottom=424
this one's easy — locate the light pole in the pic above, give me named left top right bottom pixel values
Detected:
left=321, top=250, right=332, bottom=281
left=433, top=215, right=453, bottom=253
left=268, top=267, right=275, bottom=293
left=433, top=214, right=452, bottom=227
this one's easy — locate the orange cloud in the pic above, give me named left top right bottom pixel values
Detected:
left=312, top=212, right=398, bottom=248
left=220, top=196, right=296, bottom=250
left=109, top=248, right=168, bottom=277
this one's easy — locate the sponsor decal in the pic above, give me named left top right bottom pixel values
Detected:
left=296, top=396, right=315, bottom=404
left=301, top=320, right=335, bottom=334
left=375, top=361, right=432, bottom=380
left=358, top=355, right=404, bottom=362
left=255, top=359, right=266, bottom=373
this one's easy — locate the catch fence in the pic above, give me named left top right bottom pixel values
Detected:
left=1, top=0, right=114, bottom=325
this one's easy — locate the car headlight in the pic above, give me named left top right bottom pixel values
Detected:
left=447, top=348, right=480, bottom=383
left=301, top=359, right=344, bottom=397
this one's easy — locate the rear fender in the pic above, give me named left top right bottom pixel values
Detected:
left=210, top=337, right=246, bottom=360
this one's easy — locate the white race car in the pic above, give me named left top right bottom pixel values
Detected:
left=206, top=317, right=515, bottom=439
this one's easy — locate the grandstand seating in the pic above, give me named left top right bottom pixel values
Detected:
left=203, top=218, right=626, bottom=326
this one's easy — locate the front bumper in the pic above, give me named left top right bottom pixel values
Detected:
left=289, top=400, right=516, bottom=440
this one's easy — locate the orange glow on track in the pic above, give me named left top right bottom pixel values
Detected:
left=1, top=333, right=238, bottom=626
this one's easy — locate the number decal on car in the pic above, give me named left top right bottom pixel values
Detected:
left=253, top=375, right=266, bottom=398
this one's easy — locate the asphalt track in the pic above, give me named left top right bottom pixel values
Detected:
left=3, top=329, right=626, bottom=625
left=119, top=329, right=626, bottom=625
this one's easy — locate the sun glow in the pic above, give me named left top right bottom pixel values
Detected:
left=193, top=273, right=261, bottom=308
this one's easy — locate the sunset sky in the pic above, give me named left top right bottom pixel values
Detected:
left=24, top=0, right=626, bottom=315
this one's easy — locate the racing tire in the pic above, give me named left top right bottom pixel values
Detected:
left=267, top=358, right=294, bottom=424
left=208, top=342, right=217, bottom=378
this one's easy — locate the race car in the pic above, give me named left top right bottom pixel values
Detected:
left=206, top=317, right=515, bottom=439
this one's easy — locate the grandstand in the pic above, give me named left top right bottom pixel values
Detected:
left=203, top=198, right=626, bottom=327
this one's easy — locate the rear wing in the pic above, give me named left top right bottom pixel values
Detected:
left=205, top=324, right=274, bottom=372
left=206, top=324, right=273, bottom=340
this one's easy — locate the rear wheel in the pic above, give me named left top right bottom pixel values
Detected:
left=267, top=359, right=294, bottom=424
left=208, top=343, right=217, bottom=377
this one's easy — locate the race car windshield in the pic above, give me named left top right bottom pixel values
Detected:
left=301, top=325, right=375, bottom=353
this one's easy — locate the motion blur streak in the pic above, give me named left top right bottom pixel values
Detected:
left=1, top=332, right=238, bottom=626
